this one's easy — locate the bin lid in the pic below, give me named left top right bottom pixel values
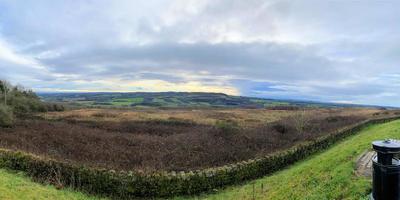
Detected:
left=372, top=139, right=400, bottom=153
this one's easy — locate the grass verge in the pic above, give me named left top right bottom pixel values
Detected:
left=0, top=169, right=103, bottom=200
left=179, top=119, right=400, bottom=200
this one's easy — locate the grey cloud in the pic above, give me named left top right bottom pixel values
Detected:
left=0, top=0, right=400, bottom=106
left=39, top=42, right=346, bottom=82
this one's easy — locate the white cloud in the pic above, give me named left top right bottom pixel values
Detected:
left=0, top=38, right=37, bottom=66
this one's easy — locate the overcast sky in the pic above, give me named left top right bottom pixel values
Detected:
left=0, top=0, right=399, bottom=106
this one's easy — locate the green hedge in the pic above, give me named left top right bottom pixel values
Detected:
left=0, top=116, right=399, bottom=199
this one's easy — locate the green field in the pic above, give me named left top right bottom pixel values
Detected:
left=178, top=120, right=400, bottom=200
left=111, top=97, right=144, bottom=106
left=39, top=92, right=388, bottom=109
left=1, top=120, right=399, bottom=199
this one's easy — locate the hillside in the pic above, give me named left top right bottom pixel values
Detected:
left=38, top=92, right=388, bottom=109
left=178, top=120, right=400, bottom=200
left=1, top=119, right=399, bottom=199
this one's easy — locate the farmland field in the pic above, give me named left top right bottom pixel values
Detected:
left=39, top=92, right=390, bottom=109
left=110, top=97, right=144, bottom=106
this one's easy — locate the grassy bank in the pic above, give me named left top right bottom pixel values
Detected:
left=0, top=169, right=103, bottom=200
left=179, top=120, right=400, bottom=200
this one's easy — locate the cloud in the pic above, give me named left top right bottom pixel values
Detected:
left=0, top=0, right=400, bottom=106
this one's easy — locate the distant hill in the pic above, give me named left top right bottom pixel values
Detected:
left=38, top=92, right=391, bottom=109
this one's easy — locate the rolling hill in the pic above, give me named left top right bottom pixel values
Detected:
left=38, top=92, right=391, bottom=109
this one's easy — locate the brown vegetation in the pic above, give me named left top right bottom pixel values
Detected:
left=1, top=108, right=396, bottom=172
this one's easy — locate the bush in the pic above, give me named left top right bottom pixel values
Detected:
left=11, top=96, right=48, bottom=115
left=215, top=119, right=240, bottom=134
left=272, top=123, right=287, bottom=134
left=0, top=105, right=14, bottom=127
left=144, top=118, right=195, bottom=127
left=267, top=105, right=300, bottom=110
left=52, top=104, right=65, bottom=112
left=326, top=116, right=345, bottom=123
left=382, top=111, right=390, bottom=115
left=290, top=110, right=311, bottom=134
left=1, top=80, right=48, bottom=116
left=92, top=112, right=117, bottom=118
left=9, top=96, right=31, bottom=114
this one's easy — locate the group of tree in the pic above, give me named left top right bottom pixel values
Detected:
left=0, top=80, right=64, bottom=127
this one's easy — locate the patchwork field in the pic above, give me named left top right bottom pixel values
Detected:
left=39, top=92, right=391, bottom=109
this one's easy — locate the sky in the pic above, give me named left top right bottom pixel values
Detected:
left=0, top=0, right=399, bottom=106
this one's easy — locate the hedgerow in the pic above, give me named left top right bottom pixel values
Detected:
left=0, top=116, right=398, bottom=199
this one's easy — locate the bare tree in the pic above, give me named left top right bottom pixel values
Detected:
left=0, top=80, right=11, bottom=106
left=293, top=108, right=310, bottom=134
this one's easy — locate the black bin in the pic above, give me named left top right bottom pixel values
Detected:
left=371, top=139, right=400, bottom=200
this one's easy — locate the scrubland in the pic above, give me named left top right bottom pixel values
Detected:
left=0, top=107, right=395, bottom=172
left=183, top=119, right=400, bottom=200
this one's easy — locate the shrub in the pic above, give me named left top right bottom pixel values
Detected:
left=0, top=80, right=49, bottom=116
left=166, top=117, right=195, bottom=126
left=267, top=105, right=300, bottom=110
left=272, top=123, right=287, bottom=134
left=147, top=117, right=195, bottom=126
left=382, top=111, right=390, bottom=115
left=53, top=104, right=65, bottom=112
left=289, top=110, right=310, bottom=134
left=44, top=103, right=65, bottom=112
left=9, top=96, right=31, bottom=115
left=325, top=116, right=345, bottom=123
left=92, top=112, right=117, bottom=118
left=215, top=119, right=240, bottom=134
left=0, top=105, right=14, bottom=127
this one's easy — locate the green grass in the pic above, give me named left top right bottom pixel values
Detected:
left=152, top=98, right=180, bottom=107
left=177, top=120, right=400, bottom=200
left=0, top=169, right=105, bottom=200
left=250, top=99, right=290, bottom=107
left=111, top=97, right=144, bottom=106
left=75, top=101, right=95, bottom=106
